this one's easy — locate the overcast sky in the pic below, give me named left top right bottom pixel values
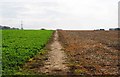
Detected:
left=0, top=0, right=119, bottom=30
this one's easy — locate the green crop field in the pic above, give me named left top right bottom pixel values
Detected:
left=2, top=30, right=53, bottom=75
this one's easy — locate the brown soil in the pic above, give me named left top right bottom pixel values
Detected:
left=58, top=30, right=119, bottom=76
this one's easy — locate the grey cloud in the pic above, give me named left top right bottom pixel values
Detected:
left=0, top=1, right=59, bottom=19
left=0, top=2, right=27, bottom=18
left=37, top=2, right=58, bottom=7
left=0, top=0, right=118, bottom=30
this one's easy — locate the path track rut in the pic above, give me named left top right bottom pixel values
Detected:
left=42, top=31, right=68, bottom=75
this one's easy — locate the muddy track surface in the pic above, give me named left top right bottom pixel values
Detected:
left=41, top=31, right=68, bottom=75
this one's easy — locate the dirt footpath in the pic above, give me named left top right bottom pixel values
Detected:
left=41, top=31, right=68, bottom=75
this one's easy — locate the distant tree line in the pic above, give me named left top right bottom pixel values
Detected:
left=95, top=29, right=105, bottom=31
left=109, top=28, right=120, bottom=31
left=41, top=28, right=46, bottom=30
left=95, top=28, right=120, bottom=31
left=0, top=25, right=19, bottom=30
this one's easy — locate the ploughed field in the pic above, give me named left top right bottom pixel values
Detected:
left=2, top=30, right=53, bottom=75
left=58, top=30, right=119, bottom=75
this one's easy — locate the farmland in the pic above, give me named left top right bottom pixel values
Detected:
left=2, top=30, right=53, bottom=75
left=1, top=30, right=119, bottom=76
left=58, top=30, right=119, bottom=75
